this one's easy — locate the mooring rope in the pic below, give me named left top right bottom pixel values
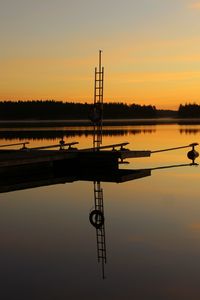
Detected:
left=150, top=163, right=198, bottom=171
left=151, top=143, right=198, bottom=154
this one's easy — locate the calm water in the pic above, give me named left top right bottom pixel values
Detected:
left=0, top=124, right=200, bottom=300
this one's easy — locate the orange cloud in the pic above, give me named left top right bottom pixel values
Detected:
left=110, top=71, right=200, bottom=84
left=189, top=2, right=200, bottom=9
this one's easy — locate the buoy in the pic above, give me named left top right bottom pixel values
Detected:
left=187, top=149, right=199, bottom=161
left=89, top=209, right=104, bottom=229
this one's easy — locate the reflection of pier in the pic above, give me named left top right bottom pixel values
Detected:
left=0, top=166, right=152, bottom=193
left=0, top=159, right=197, bottom=280
left=0, top=162, right=197, bottom=194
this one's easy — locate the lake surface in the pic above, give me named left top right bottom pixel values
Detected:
left=0, top=124, right=200, bottom=300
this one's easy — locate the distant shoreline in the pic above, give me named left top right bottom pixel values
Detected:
left=1, top=118, right=200, bottom=128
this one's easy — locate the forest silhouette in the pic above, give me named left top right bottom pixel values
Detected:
left=0, top=101, right=199, bottom=120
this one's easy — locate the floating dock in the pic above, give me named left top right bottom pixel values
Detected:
left=0, top=140, right=198, bottom=194
left=0, top=141, right=151, bottom=174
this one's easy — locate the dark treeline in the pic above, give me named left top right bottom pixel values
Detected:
left=178, top=103, right=200, bottom=118
left=0, top=101, right=90, bottom=120
left=103, top=103, right=157, bottom=118
left=0, top=101, right=157, bottom=120
left=2, top=100, right=200, bottom=120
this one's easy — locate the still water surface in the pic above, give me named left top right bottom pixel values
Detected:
left=0, top=124, right=200, bottom=300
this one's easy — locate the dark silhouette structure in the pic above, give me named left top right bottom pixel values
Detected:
left=178, top=103, right=200, bottom=118
left=0, top=100, right=157, bottom=120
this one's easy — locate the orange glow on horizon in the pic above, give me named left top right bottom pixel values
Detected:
left=1, top=40, right=200, bottom=110
left=2, top=1, right=200, bottom=110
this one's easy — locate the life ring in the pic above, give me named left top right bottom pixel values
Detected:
left=89, top=209, right=104, bottom=229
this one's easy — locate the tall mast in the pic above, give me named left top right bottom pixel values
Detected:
left=92, top=50, right=104, bottom=150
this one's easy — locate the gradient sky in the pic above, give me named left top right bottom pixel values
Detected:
left=1, top=0, right=200, bottom=109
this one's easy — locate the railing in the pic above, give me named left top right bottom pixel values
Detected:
left=82, top=142, right=129, bottom=151
left=0, top=142, right=29, bottom=149
left=30, top=142, right=79, bottom=151
left=151, top=143, right=198, bottom=154
left=0, top=141, right=79, bottom=151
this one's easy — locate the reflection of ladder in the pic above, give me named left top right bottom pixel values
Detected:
left=94, top=181, right=107, bottom=279
left=93, top=50, right=104, bottom=150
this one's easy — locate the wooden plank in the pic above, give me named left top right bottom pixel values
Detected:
left=0, top=142, right=29, bottom=148
left=78, top=169, right=151, bottom=183
left=30, top=142, right=78, bottom=150
left=119, top=150, right=151, bottom=159
left=81, top=142, right=129, bottom=151
left=0, top=149, right=120, bottom=170
left=0, top=150, right=77, bottom=168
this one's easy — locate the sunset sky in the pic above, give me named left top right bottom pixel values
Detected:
left=1, top=0, right=200, bottom=109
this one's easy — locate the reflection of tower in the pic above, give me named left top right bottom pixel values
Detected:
left=92, top=50, right=104, bottom=150
left=89, top=51, right=106, bottom=278
left=89, top=181, right=107, bottom=279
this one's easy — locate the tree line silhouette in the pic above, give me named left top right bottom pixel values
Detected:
left=0, top=101, right=157, bottom=120
left=178, top=104, right=200, bottom=118
left=0, top=101, right=199, bottom=120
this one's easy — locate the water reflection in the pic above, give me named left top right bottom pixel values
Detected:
left=180, top=129, right=200, bottom=135
left=90, top=181, right=107, bottom=279
left=1, top=124, right=200, bottom=144
left=1, top=123, right=200, bottom=299
left=0, top=128, right=156, bottom=141
left=88, top=162, right=198, bottom=279
left=0, top=161, right=197, bottom=281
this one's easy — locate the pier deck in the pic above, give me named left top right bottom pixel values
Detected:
left=0, top=149, right=77, bottom=168
left=0, top=145, right=151, bottom=171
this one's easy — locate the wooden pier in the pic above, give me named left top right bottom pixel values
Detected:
left=0, top=141, right=198, bottom=174
left=0, top=141, right=151, bottom=173
left=0, top=140, right=198, bottom=194
left=0, top=140, right=153, bottom=193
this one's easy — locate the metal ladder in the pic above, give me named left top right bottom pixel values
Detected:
left=93, top=50, right=104, bottom=150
